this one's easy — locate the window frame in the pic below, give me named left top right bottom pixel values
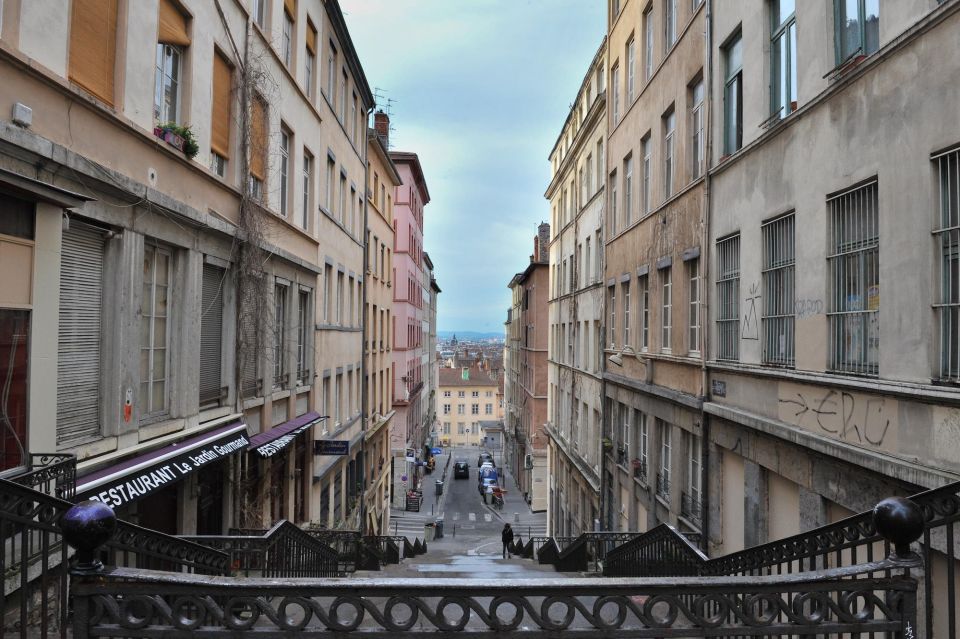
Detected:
left=140, top=243, right=173, bottom=420
left=936, top=148, right=960, bottom=381
left=723, top=32, right=744, bottom=156
left=154, top=43, right=183, bottom=124
left=762, top=212, right=796, bottom=366
left=687, top=258, right=701, bottom=355
left=770, top=0, right=797, bottom=119
left=834, top=0, right=880, bottom=64
left=661, top=267, right=672, bottom=352
left=716, top=234, right=741, bottom=361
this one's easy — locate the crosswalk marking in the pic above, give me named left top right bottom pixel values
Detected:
left=468, top=513, right=476, bottom=521
left=484, top=514, right=491, bottom=522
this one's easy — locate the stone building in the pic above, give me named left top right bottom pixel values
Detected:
left=389, top=150, right=430, bottom=505
left=424, top=253, right=441, bottom=450
left=602, top=0, right=707, bottom=536
left=362, top=111, right=400, bottom=534
left=437, top=367, right=501, bottom=449
left=545, top=40, right=607, bottom=536
left=0, top=0, right=373, bottom=534
left=504, top=226, right=550, bottom=511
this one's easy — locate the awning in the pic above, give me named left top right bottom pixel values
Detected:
left=76, top=421, right=249, bottom=508
left=248, top=411, right=325, bottom=459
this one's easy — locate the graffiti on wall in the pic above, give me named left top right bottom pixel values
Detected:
left=778, top=384, right=896, bottom=450
left=742, top=282, right=760, bottom=340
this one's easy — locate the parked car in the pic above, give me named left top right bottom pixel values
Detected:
left=477, top=452, right=494, bottom=467
left=453, top=460, right=470, bottom=479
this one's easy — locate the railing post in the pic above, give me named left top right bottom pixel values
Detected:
left=62, top=501, right=116, bottom=639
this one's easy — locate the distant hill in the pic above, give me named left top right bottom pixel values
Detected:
left=437, top=330, right=504, bottom=340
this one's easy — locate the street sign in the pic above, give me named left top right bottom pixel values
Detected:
left=405, top=448, right=416, bottom=462
left=314, top=440, right=349, bottom=455
left=430, top=447, right=442, bottom=456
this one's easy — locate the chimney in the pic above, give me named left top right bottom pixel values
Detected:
left=533, top=222, right=550, bottom=264
left=374, top=110, right=390, bottom=146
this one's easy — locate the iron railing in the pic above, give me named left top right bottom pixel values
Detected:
left=70, top=560, right=920, bottom=638
left=183, top=520, right=342, bottom=578
left=302, top=529, right=363, bottom=572
left=7, top=453, right=76, bottom=500
left=605, top=480, right=960, bottom=639
left=1, top=477, right=229, bottom=639
left=680, top=491, right=702, bottom=524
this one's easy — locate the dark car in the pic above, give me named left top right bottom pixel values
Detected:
left=453, top=460, right=470, bottom=479
left=477, top=452, right=494, bottom=468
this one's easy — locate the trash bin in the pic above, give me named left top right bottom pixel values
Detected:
left=435, top=479, right=443, bottom=496
left=424, top=522, right=435, bottom=542
left=435, top=518, right=444, bottom=539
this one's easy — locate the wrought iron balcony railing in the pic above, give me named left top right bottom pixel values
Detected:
left=680, top=491, right=702, bottom=524
left=631, top=459, right=647, bottom=482
left=655, top=472, right=670, bottom=498
left=7, top=452, right=77, bottom=500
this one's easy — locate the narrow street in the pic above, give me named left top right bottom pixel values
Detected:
left=382, top=447, right=552, bottom=578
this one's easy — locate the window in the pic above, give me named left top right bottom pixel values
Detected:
left=640, top=274, right=650, bottom=351
left=661, top=267, right=672, bottom=351
left=472, top=391, right=479, bottom=397
left=623, top=280, right=632, bottom=346
left=274, top=284, right=287, bottom=388
left=585, top=237, right=592, bottom=283
left=835, top=0, right=879, bottom=63
left=326, top=42, right=337, bottom=101
left=664, top=0, right=677, bottom=51
left=458, top=423, right=465, bottom=435
left=723, top=33, right=743, bottom=155
left=762, top=213, right=795, bottom=366
left=644, top=6, right=655, bottom=81
left=717, top=234, right=741, bottom=360
left=443, top=390, right=451, bottom=397
left=691, top=79, right=704, bottom=179
left=937, top=148, right=960, bottom=380
left=626, top=35, right=636, bottom=103
left=597, top=140, right=605, bottom=188
left=279, top=128, right=290, bottom=216
left=771, top=0, right=797, bottom=119
left=302, top=151, right=312, bottom=229
left=252, top=0, right=266, bottom=28
left=69, top=0, right=119, bottom=106
left=608, top=285, right=617, bottom=348
left=485, top=403, right=493, bottom=414
left=638, top=411, right=649, bottom=469
left=642, top=134, right=652, bottom=214
left=458, top=391, right=465, bottom=398
left=663, top=109, right=676, bottom=199
left=211, top=51, right=232, bottom=178
left=282, top=5, right=294, bottom=67
left=325, top=157, right=335, bottom=212
left=586, top=154, right=593, bottom=197
left=305, top=21, right=317, bottom=97
left=688, top=258, right=701, bottom=354
left=658, top=420, right=672, bottom=497
left=611, top=63, right=621, bottom=124
left=443, top=404, right=451, bottom=414
left=141, top=244, right=171, bottom=418
left=199, top=262, right=226, bottom=407
left=471, top=404, right=479, bottom=415
left=336, top=271, right=344, bottom=324
left=249, top=96, right=268, bottom=199
left=828, top=181, right=879, bottom=375
left=685, top=434, right=702, bottom=521
left=620, top=406, right=631, bottom=461
left=340, top=69, right=348, bottom=120
left=297, top=289, right=310, bottom=385
left=623, top=154, right=634, bottom=228
left=609, top=170, right=618, bottom=236
left=351, top=93, right=359, bottom=145
left=457, top=404, right=465, bottom=415
left=154, top=44, right=183, bottom=124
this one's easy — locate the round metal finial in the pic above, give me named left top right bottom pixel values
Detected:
left=61, top=500, right=117, bottom=575
left=873, top=496, right=924, bottom=560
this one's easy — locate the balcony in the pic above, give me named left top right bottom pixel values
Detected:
left=680, top=491, right=702, bottom=526
left=656, top=472, right=670, bottom=498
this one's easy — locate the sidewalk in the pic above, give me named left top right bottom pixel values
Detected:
left=483, top=463, right=544, bottom=531
left=388, top=453, right=451, bottom=529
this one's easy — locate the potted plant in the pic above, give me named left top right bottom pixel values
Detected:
left=601, top=437, right=612, bottom=450
left=154, top=121, right=199, bottom=160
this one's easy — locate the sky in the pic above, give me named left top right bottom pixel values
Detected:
left=340, top=1, right=605, bottom=334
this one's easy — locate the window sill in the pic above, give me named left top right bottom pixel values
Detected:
left=655, top=494, right=671, bottom=509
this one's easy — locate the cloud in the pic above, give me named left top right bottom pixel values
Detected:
left=341, top=0, right=605, bottom=332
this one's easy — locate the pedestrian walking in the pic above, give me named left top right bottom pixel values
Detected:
left=479, top=481, right=487, bottom=504
left=485, top=482, right=494, bottom=505
left=501, top=523, right=514, bottom=558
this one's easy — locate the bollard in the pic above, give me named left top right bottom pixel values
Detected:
left=394, top=521, right=398, bottom=536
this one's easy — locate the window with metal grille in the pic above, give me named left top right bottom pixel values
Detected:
left=716, top=234, right=741, bottom=360
left=827, top=180, right=878, bottom=375
left=688, top=258, right=700, bottom=354
left=762, top=213, right=795, bottom=366
left=936, top=148, right=960, bottom=380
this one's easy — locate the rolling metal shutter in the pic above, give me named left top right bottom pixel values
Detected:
left=57, top=223, right=104, bottom=446
left=199, top=263, right=225, bottom=405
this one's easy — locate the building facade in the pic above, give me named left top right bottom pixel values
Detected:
left=545, top=41, right=607, bottom=536
left=603, top=0, right=707, bottom=537
left=424, top=253, right=441, bottom=450
left=437, top=367, right=500, bottom=449
left=362, top=112, right=400, bottom=535
left=389, top=150, right=430, bottom=505
left=505, top=226, right=550, bottom=511
left=0, top=0, right=372, bottom=534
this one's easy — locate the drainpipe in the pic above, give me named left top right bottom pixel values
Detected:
left=700, top=0, right=715, bottom=555
left=359, top=104, right=375, bottom=534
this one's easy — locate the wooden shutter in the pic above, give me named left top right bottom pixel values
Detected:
left=158, top=0, right=190, bottom=46
left=68, top=0, right=118, bottom=106
left=284, top=0, right=297, bottom=18
left=211, top=52, right=232, bottom=158
left=306, top=20, right=317, bottom=55
left=249, top=96, right=267, bottom=180
left=57, top=222, right=104, bottom=446
left=199, top=263, right=224, bottom=405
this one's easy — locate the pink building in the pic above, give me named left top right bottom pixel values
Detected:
left=389, top=148, right=430, bottom=504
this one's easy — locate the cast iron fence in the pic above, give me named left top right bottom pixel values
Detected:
left=7, top=453, right=76, bottom=500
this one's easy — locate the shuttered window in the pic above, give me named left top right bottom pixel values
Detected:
left=158, top=0, right=190, bottom=46
left=239, top=284, right=262, bottom=398
left=249, top=96, right=268, bottom=181
left=68, top=0, right=118, bottom=106
left=57, top=223, right=104, bottom=446
left=211, top=51, right=232, bottom=159
left=199, top=263, right=225, bottom=406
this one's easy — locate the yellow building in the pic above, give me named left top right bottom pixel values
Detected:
left=437, top=367, right=502, bottom=448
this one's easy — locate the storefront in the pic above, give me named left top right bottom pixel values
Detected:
left=75, top=420, right=249, bottom=534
